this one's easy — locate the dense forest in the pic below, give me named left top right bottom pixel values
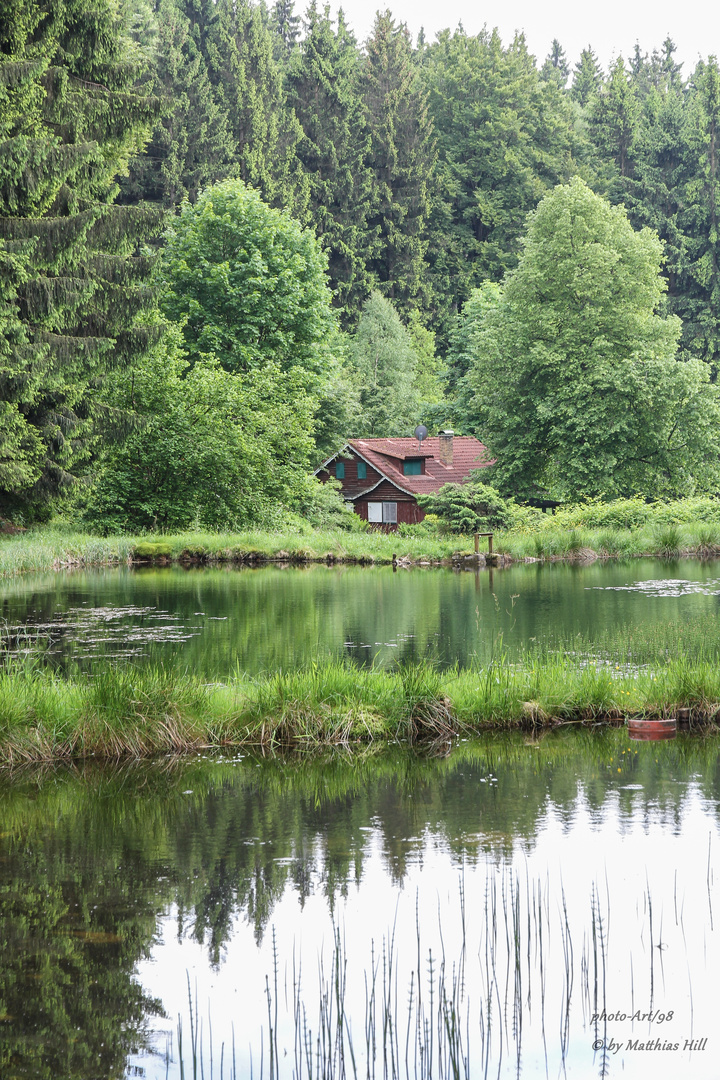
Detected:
left=3, top=0, right=720, bottom=529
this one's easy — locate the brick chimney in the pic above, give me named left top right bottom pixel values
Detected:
left=438, top=429, right=454, bottom=466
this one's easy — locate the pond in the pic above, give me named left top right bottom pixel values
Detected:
left=1, top=732, right=718, bottom=1079
left=3, top=557, right=720, bottom=673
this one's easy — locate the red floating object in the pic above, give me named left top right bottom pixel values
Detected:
left=627, top=718, right=677, bottom=741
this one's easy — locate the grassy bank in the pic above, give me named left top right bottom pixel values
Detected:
left=0, top=655, right=717, bottom=764
left=0, top=525, right=463, bottom=578
left=0, top=520, right=719, bottom=580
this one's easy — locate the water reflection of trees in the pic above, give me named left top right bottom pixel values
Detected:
left=8, top=560, right=720, bottom=677
left=1, top=732, right=719, bottom=1076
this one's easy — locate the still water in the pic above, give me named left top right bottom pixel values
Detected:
left=3, top=558, right=720, bottom=672
left=0, top=734, right=718, bottom=1079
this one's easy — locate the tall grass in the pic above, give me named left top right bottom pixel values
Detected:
left=6, top=495, right=720, bottom=580
left=0, top=653, right=718, bottom=764
left=166, top=860, right=682, bottom=1080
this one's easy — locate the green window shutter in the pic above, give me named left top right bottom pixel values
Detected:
left=357, top=461, right=367, bottom=479
left=335, top=461, right=345, bottom=479
left=403, top=460, right=422, bottom=475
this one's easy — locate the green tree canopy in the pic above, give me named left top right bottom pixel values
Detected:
left=348, top=290, right=419, bottom=436
left=361, top=11, right=435, bottom=312
left=286, top=4, right=374, bottom=320
left=160, top=178, right=336, bottom=381
left=0, top=0, right=162, bottom=520
left=421, top=26, right=581, bottom=343
left=464, top=177, right=720, bottom=500
left=84, top=325, right=316, bottom=531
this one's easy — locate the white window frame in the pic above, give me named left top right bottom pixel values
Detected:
left=367, top=501, right=398, bottom=524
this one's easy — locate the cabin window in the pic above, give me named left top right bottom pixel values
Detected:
left=335, top=461, right=345, bottom=479
left=403, top=459, right=422, bottom=475
left=357, top=460, right=367, bottom=479
left=368, top=501, right=397, bottom=523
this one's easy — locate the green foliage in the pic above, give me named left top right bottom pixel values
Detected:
left=589, top=56, right=640, bottom=188
left=133, top=541, right=172, bottom=557
left=291, top=476, right=363, bottom=531
left=417, top=477, right=513, bottom=534
left=361, top=12, right=435, bottom=311
left=422, top=26, right=583, bottom=338
left=0, top=0, right=163, bottom=519
left=286, top=5, right=374, bottom=320
left=540, top=40, right=570, bottom=88
left=160, top=178, right=335, bottom=380
left=465, top=178, right=720, bottom=501
left=206, top=0, right=306, bottom=215
left=83, top=325, right=316, bottom=532
left=347, top=291, right=419, bottom=436
left=571, top=46, right=602, bottom=106
left=674, top=57, right=720, bottom=370
left=120, top=0, right=234, bottom=207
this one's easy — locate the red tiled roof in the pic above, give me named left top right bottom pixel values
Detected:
left=349, top=436, right=493, bottom=495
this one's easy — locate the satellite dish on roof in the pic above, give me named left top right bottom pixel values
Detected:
left=414, top=424, right=428, bottom=446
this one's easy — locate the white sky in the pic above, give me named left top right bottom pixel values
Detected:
left=328, top=0, right=719, bottom=74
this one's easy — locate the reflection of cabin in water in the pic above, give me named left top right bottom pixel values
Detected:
left=315, top=431, right=492, bottom=530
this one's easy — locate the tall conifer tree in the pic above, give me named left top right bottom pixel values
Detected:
left=541, top=40, right=570, bottom=87
left=360, top=11, right=435, bottom=312
left=589, top=56, right=640, bottom=198
left=0, top=0, right=162, bottom=518
left=676, top=58, right=720, bottom=369
left=422, top=28, right=581, bottom=336
left=121, top=0, right=234, bottom=207
left=571, top=46, right=602, bottom=106
left=271, top=0, right=300, bottom=66
left=205, top=0, right=306, bottom=216
left=287, top=4, right=373, bottom=320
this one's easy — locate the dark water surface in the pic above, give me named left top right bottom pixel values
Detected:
left=3, top=558, right=720, bottom=673
left=1, top=733, right=719, bottom=1079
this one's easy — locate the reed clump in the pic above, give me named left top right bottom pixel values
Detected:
left=1, top=654, right=719, bottom=764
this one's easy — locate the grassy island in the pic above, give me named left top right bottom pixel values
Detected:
left=0, top=655, right=717, bottom=765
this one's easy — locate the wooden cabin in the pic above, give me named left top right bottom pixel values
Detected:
left=315, top=431, right=492, bottom=530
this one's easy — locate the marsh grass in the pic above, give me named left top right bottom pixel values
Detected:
left=167, top=864, right=661, bottom=1080
left=1, top=651, right=719, bottom=764
left=0, top=526, right=460, bottom=579
left=7, top=496, right=720, bottom=581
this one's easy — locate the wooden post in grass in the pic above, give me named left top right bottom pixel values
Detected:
left=474, top=532, right=494, bottom=559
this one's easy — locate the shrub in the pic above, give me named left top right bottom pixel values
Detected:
left=417, top=476, right=513, bottom=534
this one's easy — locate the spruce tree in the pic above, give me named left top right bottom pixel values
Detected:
left=0, top=0, right=162, bottom=519
left=541, top=40, right=570, bottom=88
left=571, top=46, right=603, bottom=106
left=286, top=3, right=373, bottom=321
left=589, top=56, right=640, bottom=190
left=360, top=12, right=435, bottom=313
left=121, top=0, right=234, bottom=208
left=676, top=58, right=720, bottom=370
left=422, top=27, right=582, bottom=338
left=205, top=0, right=306, bottom=217
left=271, top=0, right=300, bottom=66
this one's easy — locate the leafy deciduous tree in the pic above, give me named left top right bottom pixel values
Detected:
left=84, top=326, right=317, bottom=531
left=347, top=290, right=419, bottom=436
left=160, top=178, right=336, bottom=381
left=465, top=178, right=720, bottom=500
